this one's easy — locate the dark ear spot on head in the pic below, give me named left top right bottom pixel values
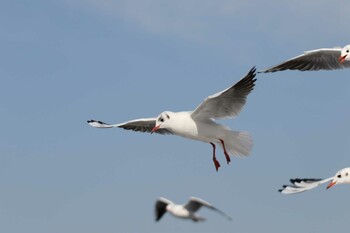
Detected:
left=346, top=172, right=349, bottom=176
left=166, top=114, right=170, bottom=119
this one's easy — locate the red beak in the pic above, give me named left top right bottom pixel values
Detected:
left=326, top=181, right=336, bottom=189
left=338, top=55, right=347, bottom=63
left=151, top=125, right=160, bottom=134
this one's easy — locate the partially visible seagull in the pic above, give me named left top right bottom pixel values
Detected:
left=88, top=67, right=256, bottom=171
left=260, top=44, right=350, bottom=73
left=279, top=167, right=350, bottom=194
left=155, top=196, right=232, bottom=222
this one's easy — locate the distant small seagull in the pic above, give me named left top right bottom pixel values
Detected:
left=260, top=44, right=350, bottom=73
left=155, top=196, right=232, bottom=222
left=279, top=167, right=350, bottom=194
left=88, top=67, right=256, bottom=171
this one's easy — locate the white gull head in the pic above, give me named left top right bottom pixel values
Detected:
left=339, top=44, right=350, bottom=63
left=327, top=167, right=350, bottom=189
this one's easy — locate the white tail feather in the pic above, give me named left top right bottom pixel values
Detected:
left=221, top=131, right=252, bottom=158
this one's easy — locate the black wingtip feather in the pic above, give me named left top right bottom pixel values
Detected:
left=87, top=119, right=106, bottom=124
left=291, top=178, right=322, bottom=183
left=237, top=66, right=257, bottom=89
left=278, top=185, right=289, bottom=192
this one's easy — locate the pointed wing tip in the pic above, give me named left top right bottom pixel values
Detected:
left=246, top=66, right=258, bottom=87
left=219, top=210, right=233, bottom=221
left=87, top=119, right=98, bottom=126
left=87, top=119, right=103, bottom=123
left=155, top=197, right=171, bottom=222
left=278, top=187, right=296, bottom=194
left=87, top=119, right=111, bottom=128
left=154, top=213, right=164, bottom=222
left=87, top=119, right=99, bottom=124
left=249, top=66, right=256, bottom=72
left=249, top=66, right=257, bottom=75
left=240, top=66, right=257, bottom=85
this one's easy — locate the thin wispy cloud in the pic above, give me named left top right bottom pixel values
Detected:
left=79, top=0, right=255, bottom=47
left=80, top=0, right=350, bottom=48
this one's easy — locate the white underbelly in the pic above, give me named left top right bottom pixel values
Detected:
left=172, top=121, right=227, bottom=143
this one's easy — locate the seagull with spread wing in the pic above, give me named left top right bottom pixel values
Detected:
left=155, top=196, right=232, bottom=222
left=260, top=44, right=350, bottom=73
left=88, top=67, right=256, bottom=171
left=279, top=167, right=350, bottom=194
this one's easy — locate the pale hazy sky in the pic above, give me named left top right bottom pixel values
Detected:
left=1, top=1, right=350, bottom=233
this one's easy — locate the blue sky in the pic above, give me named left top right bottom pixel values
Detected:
left=1, top=0, right=350, bottom=232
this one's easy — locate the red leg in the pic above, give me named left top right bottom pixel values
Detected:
left=219, top=139, right=231, bottom=164
left=210, top=143, right=220, bottom=172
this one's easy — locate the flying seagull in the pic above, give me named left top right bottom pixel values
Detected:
left=260, top=44, right=350, bottom=73
left=88, top=67, right=256, bottom=171
left=155, top=196, right=232, bottom=222
left=279, top=167, right=350, bottom=194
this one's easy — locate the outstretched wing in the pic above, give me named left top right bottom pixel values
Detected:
left=191, top=67, right=256, bottom=120
left=260, top=48, right=350, bottom=73
left=87, top=118, right=173, bottom=135
left=279, top=177, right=333, bottom=194
left=184, top=197, right=232, bottom=220
left=155, top=197, right=173, bottom=221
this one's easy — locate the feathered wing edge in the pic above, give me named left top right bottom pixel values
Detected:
left=278, top=177, right=333, bottom=194
left=258, top=48, right=347, bottom=73
left=185, top=197, right=232, bottom=220
left=191, top=66, right=256, bottom=120
left=87, top=119, right=173, bottom=135
left=155, top=197, right=173, bottom=221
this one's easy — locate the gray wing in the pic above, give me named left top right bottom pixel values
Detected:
left=191, top=67, right=256, bottom=120
left=87, top=118, right=173, bottom=135
left=184, top=197, right=232, bottom=220
left=279, top=177, right=333, bottom=194
left=155, top=197, right=173, bottom=221
left=260, top=48, right=350, bottom=73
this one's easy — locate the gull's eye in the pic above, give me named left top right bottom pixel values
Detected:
left=337, top=174, right=342, bottom=178
left=159, top=118, right=164, bottom=122
left=347, top=50, right=349, bottom=53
